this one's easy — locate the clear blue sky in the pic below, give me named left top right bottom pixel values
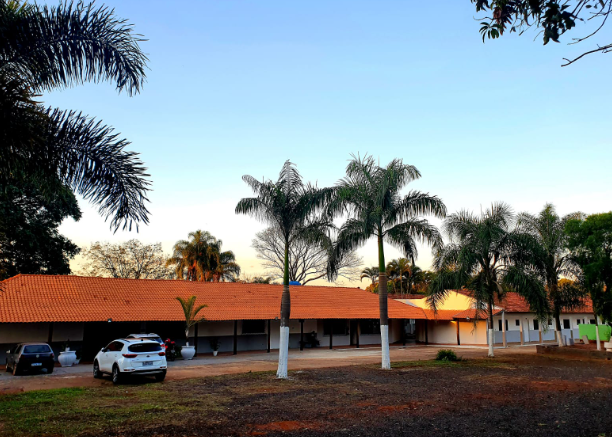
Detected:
left=48, top=1, right=612, bottom=284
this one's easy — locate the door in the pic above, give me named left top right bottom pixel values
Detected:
left=99, top=341, right=121, bottom=372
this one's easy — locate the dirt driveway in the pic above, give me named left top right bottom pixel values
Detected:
left=0, top=345, right=533, bottom=394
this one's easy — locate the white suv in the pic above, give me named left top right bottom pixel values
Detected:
left=93, top=339, right=167, bottom=384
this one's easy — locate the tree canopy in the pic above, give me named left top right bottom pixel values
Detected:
left=472, top=0, right=612, bottom=65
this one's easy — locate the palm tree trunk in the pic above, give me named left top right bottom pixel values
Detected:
left=488, top=298, right=495, bottom=358
left=555, top=314, right=565, bottom=347
left=378, top=234, right=391, bottom=370
left=277, top=240, right=291, bottom=378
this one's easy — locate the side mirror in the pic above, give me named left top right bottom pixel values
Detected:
left=101, top=348, right=107, bottom=352
left=6, top=350, right=10, bottom=354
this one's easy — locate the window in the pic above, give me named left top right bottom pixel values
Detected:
left=498, top=320, right=502, bottom=331
left=548, top=319, right=552, bottom=326
left=505, top=320, right=509, bottom=331
left=563, top=319, right=571, bottom=329
left=324, top=320, right=348, bottom=336
left=242, top=320, right=266, bottom=334
left=128, top=343, right=162, bottom=353
left=533, top=319, right=539, bottom=330
left=23, top=345, right=51, bottom=354
left=106, top=341, right=123, bottom=352
left=576, top=319, right=582, bottom=327
left=590, top=319, right=596, bottom=324
left=360, top=320, right=381, bottom=335
left=515, top=319, right=520, bottom=327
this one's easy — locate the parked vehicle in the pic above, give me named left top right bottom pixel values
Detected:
left=93, top=339, right=167, bottom=384
left=5, top=343, right=55, bottom=376
left=164, top=338, right=177, bottom=362
left=126, top=333, right=164, bottom=345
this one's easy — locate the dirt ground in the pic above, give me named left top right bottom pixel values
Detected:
left=1, top=352, right=612, bottom=437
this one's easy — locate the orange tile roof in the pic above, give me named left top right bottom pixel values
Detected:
left=452, top=308, right=502, bottom=320
left=421, top=309, right=459, bottom=321
left=0, top=275, right=427, bottom=323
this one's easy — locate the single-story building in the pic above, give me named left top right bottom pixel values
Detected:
left=0, top=274, right=427, bottom=362
left=396, top=290, right=595, bottom=346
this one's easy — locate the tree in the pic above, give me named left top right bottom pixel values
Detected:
left=329, top=155, right=446, bottom=369
left=230, top=274, right=277, bottom=284
left=252, top=226, right=362, bottom=285
left=1, top=0, right=150, bottom=231
left=0, top=179, right=80, bottom=280
left=387, top=258, right=424, bottom=295
left=428, top=203, right=550, bottom=357
left=175, top=296, right=207, bottom=346
left=167, top=230, right=240, bottom=282
left=517, top=204, right=586, bottom=346
left=236, top=160, right=332, bottom=378
left=566, top=212, right=612, bottom=324
left=79, top=240, right=174, bottom=280
left=360, top=266, right=380, bottom=285
left=472, top=0, right=612, bottom=66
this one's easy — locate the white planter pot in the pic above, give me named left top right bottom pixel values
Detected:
left=181, top=345, right=195, bottom=360
left=213, top=350, right=218, bottom=357
left=58, top=350, right=77, bottom=367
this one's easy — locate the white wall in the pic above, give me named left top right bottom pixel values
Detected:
left=458, top=321, right=487, bottom=345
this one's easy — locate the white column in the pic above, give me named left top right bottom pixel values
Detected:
left=519, top=318, right=524, bottom=345
left=524, top=318, right=530, bottom=343
left=596, top=316, right=602, bottom=351
left=502, top=311, right=507, bottom=348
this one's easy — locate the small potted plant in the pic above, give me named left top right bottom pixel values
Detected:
left=175, top=295, right=207, bottom=360
left=210, top=338, right=220, bottom=356
left=58, top=340, right=77, bottom=367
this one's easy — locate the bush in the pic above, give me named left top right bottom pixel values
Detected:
left=435, top=349, right=459, bottom=362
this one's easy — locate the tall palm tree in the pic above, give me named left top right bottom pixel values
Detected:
left=236, top=160, right=332, bottom=378
left=517, top=204, right=585, bottom=346
left=167, top=230, right=219, bottom=281
left=207, top=244, right=241, bottom=282
left=386, top=258, right=423, bottom=295
left=1, top=1, right=150, bottom=231
left=329, top=155, right=446, bottom=369
left=175, top=296, right=207, bottom=346
left=428, top=203, right=550, bottom=357
left=360, top=266, right=380, bottom=285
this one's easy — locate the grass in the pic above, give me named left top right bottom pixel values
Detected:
left=0, top=383, right=225, bottom=436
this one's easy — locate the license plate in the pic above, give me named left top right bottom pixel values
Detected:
left=142, top=361, right=153, bottom=366
left=31, top=363, right=42, bottom=367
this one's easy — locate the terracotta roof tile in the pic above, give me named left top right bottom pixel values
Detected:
left=452, top=308, right=502, bottom=320
left=421, top=309, right=459, bottom=321
left=0, top=275, right=427, bottom=323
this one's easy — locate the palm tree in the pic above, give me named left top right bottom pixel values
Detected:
left=360, top=266, right=380, bottom=285
left=207, top=244, right=241, bottom=282
left=517, top=204, right=585, bottom=346
left=329, top=155, right=446, bottom=369
left=236, top=160, right=332, bottom=378
left=1, top=1, right=149, bottom=231
left=386, top=258, right=423, bottom=295
left=175, top=296, right=207, bottom=346
left=428, top=203, right=550, bottom=357
left=167, top=230, right=219, bottom=281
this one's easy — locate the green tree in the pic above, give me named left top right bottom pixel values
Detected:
left=167, top=230, right=240, bottom=282
left=360, top=266, right=380, bottom=285
left=329, top=155, right=446, bottom=369
left=517, top=204, right=586, bottom=346
left=566, top=212, right=612, bottom=324
left=0, top=179, right=80, bottom=280
left=428, top=203, right=549, bottom=357
left=175, top=296, right=207, bottom=346
left=387, top=258, right=424, bottom=295
left=236, top=160, right=332, bottom=378
left=1, top=0, right=150, bottom=230
left=472, top=0, right=611, bottom=66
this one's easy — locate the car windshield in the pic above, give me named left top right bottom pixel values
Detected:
left=23, top=345, right=51, bottom=354
left=128, top=343, right=162, bottom=353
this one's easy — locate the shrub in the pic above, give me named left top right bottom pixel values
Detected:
left=435, top=349, right=458, bottom=362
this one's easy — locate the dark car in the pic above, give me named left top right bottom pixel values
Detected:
left=5, top=343, right=55, bottom=376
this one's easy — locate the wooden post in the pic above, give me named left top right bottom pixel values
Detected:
left=502, top=311, right=507, bottom=348
left=233, top=321, right=238, bottom=355
left=519, top=318, right=524, bottom=345
left=194, top=323, right=198, bottom=356
left=267, top=320, right=271, bottom=353
left=356, top=321, right=360, bottom=348
left=456, top=321, right=460, bottom=345
left=47, top=322, right=54, bottom=344
left=425, top=320, right=429, bottom=345
left=300, top=320, right=304, bottom=351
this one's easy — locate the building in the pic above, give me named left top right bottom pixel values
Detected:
left=396, top=290, right=595, bottom=346
left=0, top=275, right=427, bottom=361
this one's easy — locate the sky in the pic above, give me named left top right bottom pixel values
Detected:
left=44, top=1, right=612, bottom=286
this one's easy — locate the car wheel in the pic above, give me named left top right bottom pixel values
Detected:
left=112, top=365, right=122, bottom=385
left=154, top=371, right=166, bottom=382
left=12, top=364, right=20, bottom=376
left=93, top=361, right=102, bottom=379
